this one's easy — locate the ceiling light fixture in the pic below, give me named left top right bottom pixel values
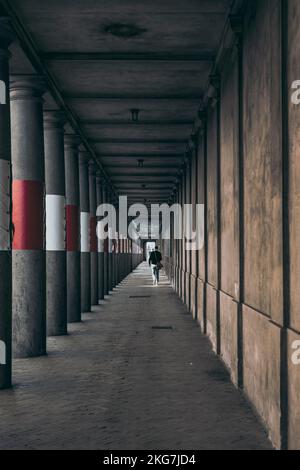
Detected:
left=131, top=108, right=140, bottom=122
left=103, top=23, right=147, bottom=39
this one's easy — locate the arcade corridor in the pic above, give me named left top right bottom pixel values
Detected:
left=0, top=264, right=271, bottom=450
left=1, top=0, right=300, bottom=451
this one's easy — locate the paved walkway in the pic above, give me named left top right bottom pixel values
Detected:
left=0, top=263, right=272, bottom=450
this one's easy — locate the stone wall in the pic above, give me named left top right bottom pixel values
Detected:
left=163, top=0, right=300, bottom=450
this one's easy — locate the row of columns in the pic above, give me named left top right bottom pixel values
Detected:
left=0, top=19, right=14, bottom=389
left=0, top=21, right=143, bottom=389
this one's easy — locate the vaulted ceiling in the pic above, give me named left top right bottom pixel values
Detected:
left=2, top=0, right=232, bottom=205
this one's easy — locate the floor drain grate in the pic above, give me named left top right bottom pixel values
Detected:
left=151, top=326, right=174, bottom=330
left=129, top=295, right=151, bottom=298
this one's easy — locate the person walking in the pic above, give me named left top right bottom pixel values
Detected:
left=149, top=246, right=162, bottom=285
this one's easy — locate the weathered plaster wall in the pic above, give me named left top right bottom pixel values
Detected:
left=164, top=0, right=300, bottom=450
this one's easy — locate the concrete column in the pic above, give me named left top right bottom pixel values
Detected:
left=89, top=160, right=98, bottom=306
left=126, top=239, right=129, bottom=275
left=111, top=198, right=117, bottom=290
left=64, top=134, right=81, bottom=323
left=113, top=205, right=117, bottom=285
left=185, top=157, right=192, bottom=310
left=10, top=75, right=46, bottom=358
left=44, top=111, right=67, bottom=336
left=125, top=239, right=128, bottom=276
left=96, top=172, right=104, bottom=301
left=0, top=18, right=14, bottom=388
left=79, top=148, right=91, bottom=312
left=119, top=238, right=124, bottom=281
left=124, top=238, right=128, bottom=277
left=107, top=190, right=113, bottom=292
left=178, top=175, right=183, bottom=299
left=175, top=186, right=180, bottom=293
left=182, top=165, right=187, bottom=304
left=121, top=239, right=126, bottom=280
left=115, top=207, right=120, bottom=285
left=102, top=183, right=109, bottom=296
left=129, top=239, right=133, bottom=273
left=122, top=238, right=126, bottom=280
left=115, top=235, right=120, bottom=284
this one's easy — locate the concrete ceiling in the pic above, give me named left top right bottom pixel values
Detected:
left=4, top=0, right=231, bottom=204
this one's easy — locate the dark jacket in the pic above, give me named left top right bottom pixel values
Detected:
left=149, top=250, right=162, bottom=266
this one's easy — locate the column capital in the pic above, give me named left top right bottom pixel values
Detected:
left=43, top=110, right=66, bottom=131
left=106, top=188, right=115, bottom=202
left=208, top=74, right=220, bottom=98
left=10, top=75, right=47, bottom=102
left=182, top=152, right=188, bottom=165
left=79, top=146, right=90, bottom=165
left=178, top=165, right=185, bottom=178
left=229, top=15, right=243, bottom=37
left=88, top=159, right=97, bottom=175
left=96, top=170, right=104, bottom=181
left=0, top=17, right=15, bottom=51
left=197, top=108, right=207, bottom=123
left=101, top=179, right=110, bottom=188
left=229, top=15, right=243, bottom=56
left=64, top=133, right=80, bottom=150
left=206, top=73, right=221, bottom=108
left=189, top=132, right=198, bottom=150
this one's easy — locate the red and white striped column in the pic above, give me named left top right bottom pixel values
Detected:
left=102, top=182, right=109, bottom=296
left=89, top=160, right=98, bottom=306
left=10, top=75, right=47, bottom=358
left=107, top=189, right=114, bottom=292
left=44, top=110, right=67, bottom=336
left=96, top=173, right=104, bottom=301
left=79, top=148, right=91, bottom=313
left=120, top=238, right=125, bottom=281
left=0, top=17, right=14, bottom=388
left=115, top=206, right=120, bottom=285
left=64, top=134, right=81, bottom=323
